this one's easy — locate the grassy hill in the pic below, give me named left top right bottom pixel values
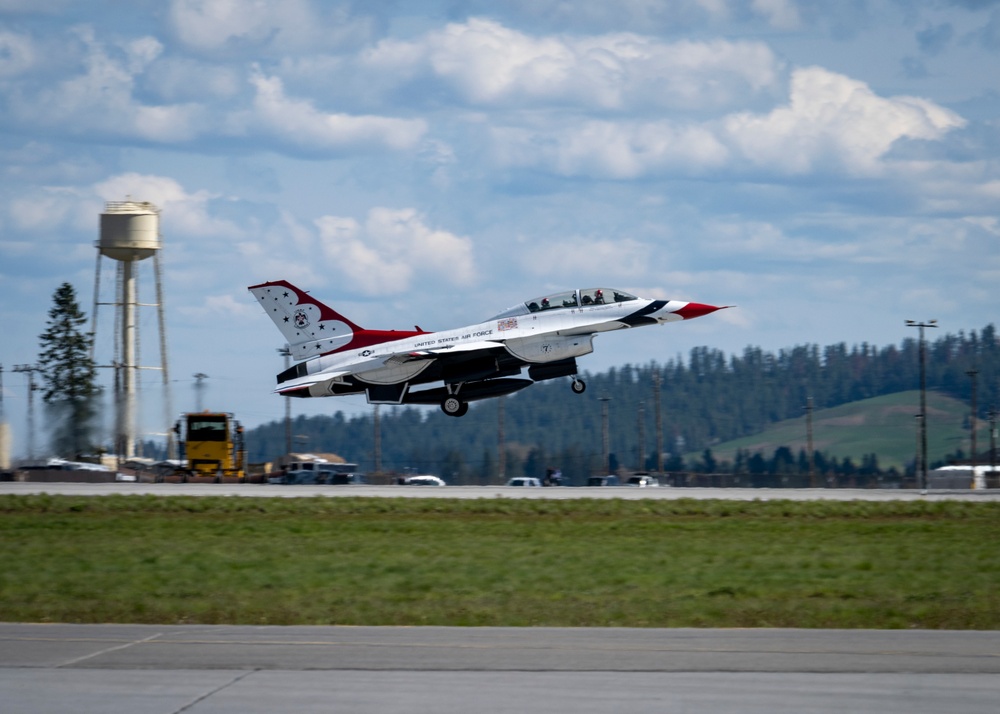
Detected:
left=699, top=390, right=989, bottom=470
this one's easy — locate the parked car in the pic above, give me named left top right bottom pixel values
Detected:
left=403, top=475, right=446, bottom=486
left=586, top=475, right=620, bottom=487
left=506, top=477, right=542, bottom=487
left=625, top=475, right=660, bottom=487
left=267, top=469, right=323, bottom=484
left=282, top=469, right=322, bottom=484
left=318, top=470, right=367, bottom=485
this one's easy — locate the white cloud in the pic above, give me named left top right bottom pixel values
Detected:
left=239, top=69, right=427, bottom=152
left=722, top=67, right=966, bottom=175
left=168, top=0, right=373, bottom=54
left=143, top=57, right=242, bottom=103
left=0, top=30, right=36, bottom=77
left=364, top=18, right=782, bottom=111
left=94, top=172, right=241, bottom=238
left=315, top=208, right=475, bottom=295
left=491, top=65, right=966, bottom=180
left=752, top=0, right=801, bottom=30
left=8, top=27, right=205, bottom=143
left=8, top=186, right=82, bottom=231
left=494, top=120, right=730, bottom=179
left=516, top=237, right=654, bottom=281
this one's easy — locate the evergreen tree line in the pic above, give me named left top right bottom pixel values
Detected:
left=243, top=325, right=999, bottom=484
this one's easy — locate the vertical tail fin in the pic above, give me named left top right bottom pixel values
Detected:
left=248, top=280, right=362, bottom=360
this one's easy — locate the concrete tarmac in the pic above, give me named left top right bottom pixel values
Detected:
left=3, top=481, right=1000, bottom=500
left=2, top=624, right=998, bottom=713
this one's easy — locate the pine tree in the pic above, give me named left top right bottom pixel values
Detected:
left=37, top=282, right=102, bottom=458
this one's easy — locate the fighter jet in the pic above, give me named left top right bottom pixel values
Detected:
left=249, top=280, right=727, bottom=417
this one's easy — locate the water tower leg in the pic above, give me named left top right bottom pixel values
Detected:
left=122, top=260, right=137, bottom=459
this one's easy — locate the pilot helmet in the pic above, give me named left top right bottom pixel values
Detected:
left=595, top=290, right=602, bottom=297
left=541, top=297, right=550, bottom=306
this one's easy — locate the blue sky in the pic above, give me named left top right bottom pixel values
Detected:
left=1, top=0, right=998, bottom=458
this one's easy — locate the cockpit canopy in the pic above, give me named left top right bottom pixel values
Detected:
left=490, top=288, right=638, bottom=320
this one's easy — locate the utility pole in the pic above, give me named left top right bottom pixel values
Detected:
left=967, top=370, right=978, bottom=481
left=906, top=320, right=937, bottom=491
left=653, top=372, right=663, bottom=475
left=637, top=401, right=645, bottom=472
left=600, top=395, right=611, bottom=475
left=192, top=372, right=208, bottom=412
left=805, top=396, right=815, bottom=486
left=988, top=406, right=997, bottom=478
left=373, top=404, right=382, bottom=476
left=13, top=364, right=38, bottom=461
left=0, top=363, right=7, bottom=471
left=497, top=396, right=506, bottom=484
left=277, top=346, right=292, bottom=456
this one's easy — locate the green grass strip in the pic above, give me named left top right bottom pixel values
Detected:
left=1, top=496, right=998, bottom=628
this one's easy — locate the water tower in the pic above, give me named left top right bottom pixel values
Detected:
left=91, top=200, right=173, bottom=461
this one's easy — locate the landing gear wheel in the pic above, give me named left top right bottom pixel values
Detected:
left=441, top=395, right=468, bottom=417
left=571, top=379, right=587, bottom=394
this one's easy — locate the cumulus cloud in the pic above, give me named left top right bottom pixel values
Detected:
left=8, top=187, right=82, bottom=231
left=6, top=27, right=205, bottom=143
left=1, top=26, right=428, bottom=156
left=515, top=236, right=654, bottom=281
left=236, top=68, right=427, bottom=153
left=94, top=172, right=241, bottom=238
left=314, top=208, right=475, bottom=295
left=722, top=67, right=967, bottom=175
left=0, top=30, right=35, bottom=77
left=142, top=57, right=242, bottom=103
left=491, top=66, right=966, bottom=179
left=168, top=0, right=374, bottom=55
left=493, top=120, right=730, bottom=179
left=363, top=18, right=782, bottom=111
left=751, top=0, right=801, bottom=30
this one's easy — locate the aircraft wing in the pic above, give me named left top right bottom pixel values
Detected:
left=275, top=341, right=507, bottom=394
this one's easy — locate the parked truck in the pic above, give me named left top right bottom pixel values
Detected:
left=172, top=411, right=246, bottom=482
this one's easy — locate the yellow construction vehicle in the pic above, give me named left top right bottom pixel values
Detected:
left=172, top=411, right=246, bottom=482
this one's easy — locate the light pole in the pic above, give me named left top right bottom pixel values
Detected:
left=906, top=320, right=937, bottom=491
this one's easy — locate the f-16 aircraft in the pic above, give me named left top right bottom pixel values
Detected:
left=249, top=280, right=727, bottom=417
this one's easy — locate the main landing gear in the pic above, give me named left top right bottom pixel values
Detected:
left=440, top=376, right=586, bottom=417
left=441, top=393, right=469, bottom=417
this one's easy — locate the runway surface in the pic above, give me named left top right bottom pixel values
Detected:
left=1, top=624, right=998, bottom=713
left=3, top=482, right=1000, bottom=500
left=3, top=485, right=997, bottom=711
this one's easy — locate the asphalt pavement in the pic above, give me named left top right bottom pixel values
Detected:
left=3, top=482, right=1000, bottom=500
left=2, top=624, right=999, bottom=713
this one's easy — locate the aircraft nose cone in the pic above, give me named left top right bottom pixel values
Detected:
left=674, top=302, right=726, bottom=320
